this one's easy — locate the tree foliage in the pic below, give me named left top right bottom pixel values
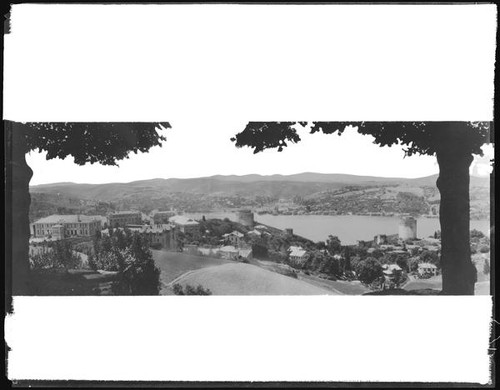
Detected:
left=29, top=241, right=82, bottom=270
left=354, top=257, right=384, bottom=285
left=20, top=122, right=170, bottom=165
left=172, top=283, right=212, bottom=295
left=92, top=230, right=161, bottom=295
left=231, top=121, right=491, bottom=157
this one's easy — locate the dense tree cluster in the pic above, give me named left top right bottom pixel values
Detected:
left=29, top=241, right=82, bottom=271
left=90, top=228, right=161, bottom=295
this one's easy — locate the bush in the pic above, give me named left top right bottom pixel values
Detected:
left=354, top=257, right=384, bottom=285
left=29, top=241, right=82, bottom=270
left=483, top=259, right=490, bottom=275
left=479, top=244, right=490, bottom=254
left=172, top=283, right=212, bottom=295
left=93, top=230, right=161, bottom=295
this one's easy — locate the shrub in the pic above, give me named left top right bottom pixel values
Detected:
left=172, top=283, right=212, bottom=295
left=354, top=257, right=384, bottom=285
left=479, top=245, right=490, bottom=254
left=29, top=241, right=82, bottom=270
left=483, top=259, right=490, bottom=275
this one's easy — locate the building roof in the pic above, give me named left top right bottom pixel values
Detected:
left=247, top=229, right=262, bottom=236
left=169, top=215, right=199, bottom=226
left=34, top=214, right=102, bottom=224
left=223, top=231, right=244, bottom=238
left=254, top=225, right=268, bottom=230
left=238, top=249, right=252, bottom=258
left=382, top=264, right=403, bottom=275
left=198, top=247, right=216, bottom=256
left=109, top=211, right=141, bottom=215
left=383, top=264, right=402, bottom=271
left=289, top=246, right=307, bottom=258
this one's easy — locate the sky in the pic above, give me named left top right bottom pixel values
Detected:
left=26, top=122, right=494, bottom=185
left=5, top=4, right=495, bottom=185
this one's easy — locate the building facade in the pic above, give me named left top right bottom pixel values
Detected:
left=108, top=211, right=142, bottom=228
left=169, top=215, right=200, bottom=236
left=32, top=215, right=102, bottom=239
left=104, top=224, right=179, bottom=251
left=223, top=231, right=244, bottom=247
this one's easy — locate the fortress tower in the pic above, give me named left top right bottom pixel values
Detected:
left=398, top=216, right=417, bottom=241
left=238, top=209, right=255, bottom=227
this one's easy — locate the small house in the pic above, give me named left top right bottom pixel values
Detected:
left=418, top=262, right=438, bottom=276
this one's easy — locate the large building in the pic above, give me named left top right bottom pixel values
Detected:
left=32, top=215, right=102, bottom=239
left=108, top=211, right=142, bottom=228
left=169, top=215, right=200, bottom=236
left=103, top=224, right=178, bottom=250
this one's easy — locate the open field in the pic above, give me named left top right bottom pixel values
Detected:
left=297, top=273, right=370, bottom=295
left=152, top=250, right=231, bottom=293
left=171, top=262, right=337, bottom=295
left=404, top=275, right=490, bottom=295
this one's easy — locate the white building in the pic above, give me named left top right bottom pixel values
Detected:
left=218, top=245, right=240, bottom=260
left=223, top=231, right=244, bottom=247
left=288, top=246, right=308, bottom=262
left=418, top=262, right=438, bottom=276
left=169, top=215, right=200, bottom=236
left=32, top=215, right=102, bottom=239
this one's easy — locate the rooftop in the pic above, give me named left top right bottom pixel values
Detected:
left=169, top=215, right=199, bottom=226
left=34, top=214, right=102, bottom=224
left=289, top=246, right=307, bottom=258
left=223, top=231, right=244, bottom=238
left=109, top=211, right=141, bottom=216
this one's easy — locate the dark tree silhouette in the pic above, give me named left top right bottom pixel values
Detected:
left=231, top=121, right=492, bottom=295
left=5, top=121, right=170, bottom=296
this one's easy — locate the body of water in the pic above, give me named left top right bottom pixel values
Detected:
left=186, top=212, right=491, bottom=245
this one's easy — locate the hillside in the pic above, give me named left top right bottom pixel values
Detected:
left=168, top=262, right=336, bottom=295
left=29, top=173, right=490, bottom=221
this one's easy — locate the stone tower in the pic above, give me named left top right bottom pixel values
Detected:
left=237, top=209, right=255, bottom=227
left=398, top=216, right=417, bottom=241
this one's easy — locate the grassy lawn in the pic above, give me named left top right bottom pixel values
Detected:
left=172, top=262, right=336, bottom=295
left=296, top=273, right=370, bottom=295
left=151, top=250, right=231, bottom=293
left=404, top=276, right=443, bottom=291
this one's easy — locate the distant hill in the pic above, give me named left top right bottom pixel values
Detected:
left=29, top=173, right=490, bottom=221
left=30, top=172, right=489, bottom=200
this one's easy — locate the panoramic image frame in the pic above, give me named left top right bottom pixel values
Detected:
left=5, top=120, right=493, bottom=297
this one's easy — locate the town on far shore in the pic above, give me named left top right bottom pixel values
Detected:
left=29, top=208, right=491, bottom=296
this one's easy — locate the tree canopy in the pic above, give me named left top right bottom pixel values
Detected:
left=17, top=121, right=170, bottom=165
left=231, top=121, right=491, bottom=157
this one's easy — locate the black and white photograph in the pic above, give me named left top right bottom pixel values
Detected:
left=3, top=3, right=496, bottom=385
left=6, top=120, right=493, bottom=297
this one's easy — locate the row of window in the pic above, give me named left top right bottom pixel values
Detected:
left=35, top=228, right=95, bottom=237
